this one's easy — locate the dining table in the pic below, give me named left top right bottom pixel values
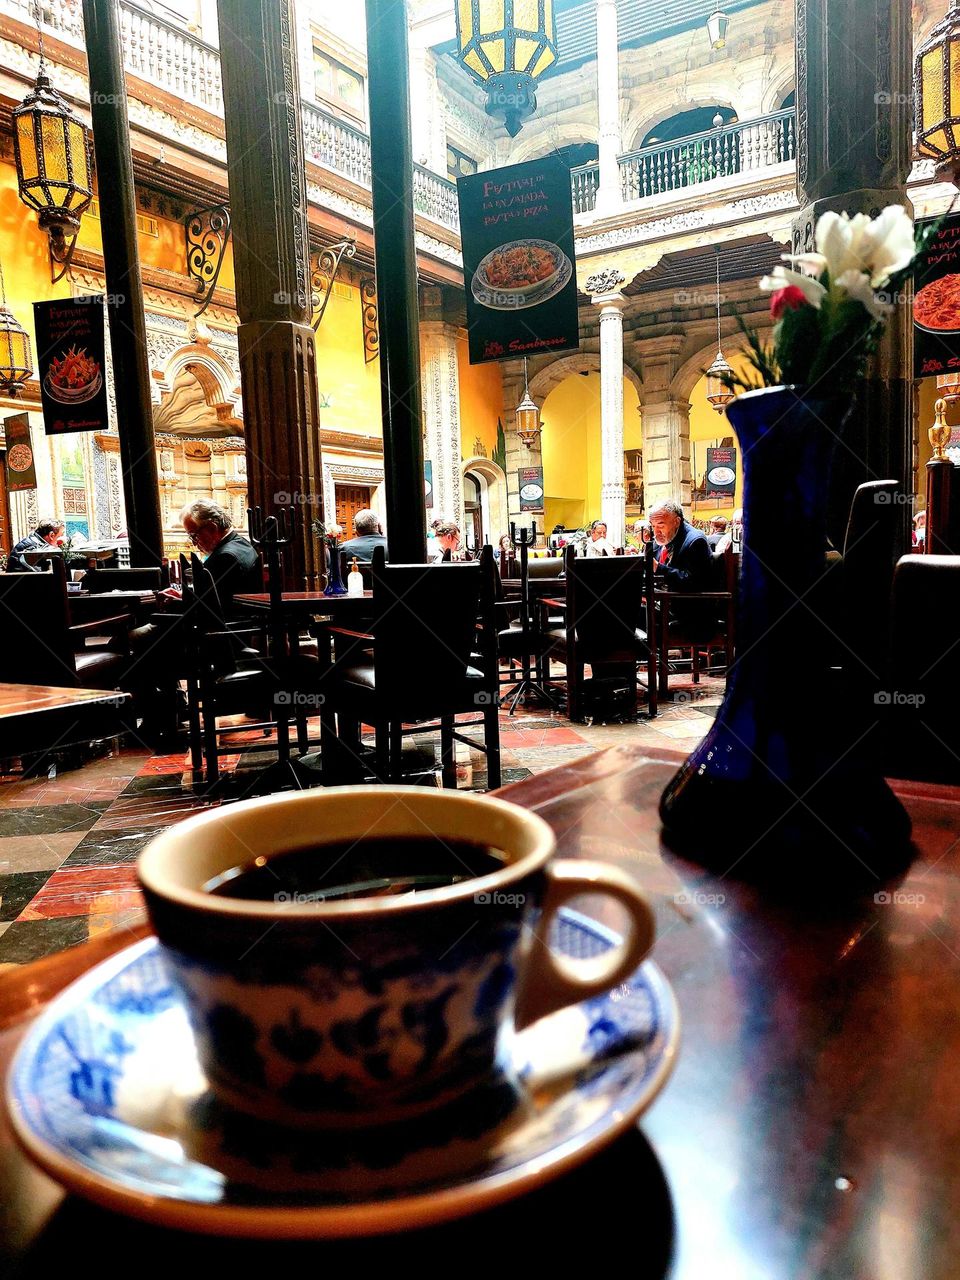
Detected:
left=2, top=743, right=959, bottom=1275
left=0, top=682, right=132, bottom=756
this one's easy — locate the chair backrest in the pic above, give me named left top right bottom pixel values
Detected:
left=0, top=571, right=76, bottom=686
left=841, top=479, right=902, bottom=689
left=564, top=544, right=647, bottom=658
left=370, top=546, right=482, bottom=697
left=188, top=552, right=226, bottom=631
left=925, top=455, right=960, bottom=556
left=527, top=557, right=565, bottom=579
left=82, top=566, right=165, bottom=593
left=886, top=553, right=960, bottom=782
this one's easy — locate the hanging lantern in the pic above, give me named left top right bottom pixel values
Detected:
left=516, top=358, right=542, bottom=447
left=915, top=1, right=960, bottom=184
left=707, top=253, right=735, bottom=413
left=707, top=8, right=729, bottom=51
left=0, top=258, right=33, bottom=398
left=455, top=0, right=558, bottom=137
left=13, top=4, right=92, bottom=281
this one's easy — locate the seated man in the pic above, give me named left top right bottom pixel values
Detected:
left=8, top=517, right=65, bottom=572
left=706, top=516, right=728, bottom=550
left=649, top=499, right=715, bottom=630
left=341, top=508, right=388, bottom=563
left=585, top=519, right=614, bottom=557
left=180, top=499, right=262, bottom=612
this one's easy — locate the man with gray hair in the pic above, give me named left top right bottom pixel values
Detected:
left=647, top=498, right=714, bottom=632
left=180, top=498, right=261, bottom=610
left=341, top=507, right=388, bottom=563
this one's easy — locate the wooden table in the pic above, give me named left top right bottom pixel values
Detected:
left=0, top=682, right=131, bottom=755
left=68, top=590, right=158, bottom=627
left=3, top=745, right=960, bottom=1274
left=235, top=590, right=373, bottom=618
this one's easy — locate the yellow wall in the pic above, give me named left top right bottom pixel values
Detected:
left=313, top=279, right=382, bottom=433
left=540, top=371, right=639, bottom=532
left=0, top=160, right=75, bottom=352
left=457, top=334, right=504, bottom=460
left=686, top=349, right=756, bottom=521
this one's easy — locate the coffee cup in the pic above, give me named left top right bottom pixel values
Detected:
left=138, top=786, right=655, bottom=1129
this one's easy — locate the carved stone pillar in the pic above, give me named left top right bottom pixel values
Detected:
left=217, top=0, right=322, bottom=588
left=637, top=336, right=691, bottom=511
left=420, top=321, right=465, bottom=532
left=594, top=0, right=622, bottom=216
left=587, top=268, right=628, bottom=546
left=794, top=0, right=913, bottom=546
left=408, top=44, right=446, bottom=173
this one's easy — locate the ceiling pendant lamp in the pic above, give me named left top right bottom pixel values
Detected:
left=455, top=0, right=558, bottom=137
left=706, top=252, right=735, bottom=414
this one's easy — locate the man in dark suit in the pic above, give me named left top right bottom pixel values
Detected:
left=649, top=499, right=715, bottom=631
left=180, top=499, right=262, bottom=611
left=8, top=517, right=65, bottom=572
left=341, top=509, right=388, bottom=564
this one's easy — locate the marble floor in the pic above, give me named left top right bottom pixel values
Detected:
left=0, top=671, right=724, bottom=970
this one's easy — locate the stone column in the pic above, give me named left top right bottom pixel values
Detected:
left=420, top=320, right=465, bottom=532
left=794, top=0, right=913, bottom=547
left=217, top=0, right=323, bottom=588
left=636, top=336, right=691, bottom=510
left=594, top=0, right=622, bottom=216
left=408, top=44, right=446, bottom=172
left=587, top=268, right=627, bottom=546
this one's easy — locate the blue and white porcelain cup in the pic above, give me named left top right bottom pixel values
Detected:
left=138, top=786, right=655, bottom=1129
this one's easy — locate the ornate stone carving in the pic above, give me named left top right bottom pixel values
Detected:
left=796, top=0, right=809, bottom=190
left=586, top=268, right=627, bottom=295
left=576, top=190, right=798, bottom=256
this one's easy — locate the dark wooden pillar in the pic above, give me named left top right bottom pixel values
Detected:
left=365, top=0, right=427, bottom=563
left=216, top=0, right=322, bottom=589
left=81, top=0, right=164, bottom=567
left=794, top=0, right=913, bottom=551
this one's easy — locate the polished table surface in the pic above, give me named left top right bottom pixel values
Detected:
left=0, top=683, right=130, bottom=719
left=2, top=745, right=959, bottom=1275
left=235, top=591, right=373, bottom=612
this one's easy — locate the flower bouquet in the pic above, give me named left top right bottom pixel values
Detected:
left=658, top=204, right=935, bottom=886
left=723, top=205, right=935, bottom=397
left=311, top=520, right=346, bottom=596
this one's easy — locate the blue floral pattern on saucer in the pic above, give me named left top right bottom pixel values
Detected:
left=7, top=910, right=679, bottom=1237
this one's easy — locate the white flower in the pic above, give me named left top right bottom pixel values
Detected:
left=835, top=269, right=893, bottom=320
left=806, top=206, right=914, bottom=288
left=858, top=205, right=915, bottom=287
left=759, top=265, right=827, bottom=309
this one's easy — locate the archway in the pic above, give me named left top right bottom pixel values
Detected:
left=461, top=455, right=509, bottom=546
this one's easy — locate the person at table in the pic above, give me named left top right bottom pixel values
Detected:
left=7, top=517, right=65, bottom=572
left=341, top=508, right=388, bottom=563
left=432, top=520, right=472, bottom=562
left=706, top=516, right=728, bottom=550
left=585, top=520, right=614, bottom=557
left=647, top=498, right=719, bottom=637
left=180, top=499, right=261, bottom=611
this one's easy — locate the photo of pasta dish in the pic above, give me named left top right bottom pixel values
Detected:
left=43, top=345, right=103, bottom=404
left=914, top=274, right=960, bottom=332
left=484, top=243, right=558, bottom=290
left=472, top=238, right=572, bottom=312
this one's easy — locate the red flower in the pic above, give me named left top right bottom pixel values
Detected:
left=770, top=285, right=809, bottom=321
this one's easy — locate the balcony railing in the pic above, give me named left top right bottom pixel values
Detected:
left=13, top=0, right=795, bottom=234
left=571, top=162, right=599, bottom=214
left=619, top=108, right=797, bottom=203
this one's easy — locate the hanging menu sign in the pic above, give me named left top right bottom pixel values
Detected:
left=458, top=156, right=580, bottom=366
left=914, top=213, right=960, bottom=378
left=705, top=446, right=737, bottom=499
left=34, top=296, right=109, bottom=435
left=518, top=466, right=545, bottom=511
left=3, top=412, right=37, bottom=491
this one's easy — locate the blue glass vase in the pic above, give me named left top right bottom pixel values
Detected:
left=323, top=540, right=347, bottom=596
left=659, top=386, right=912, bottom=885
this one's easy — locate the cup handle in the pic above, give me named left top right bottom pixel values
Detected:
left=514, top=860, right=656, bottom=1031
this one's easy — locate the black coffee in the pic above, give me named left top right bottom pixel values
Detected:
left=203, top=836, right=509, bottom=903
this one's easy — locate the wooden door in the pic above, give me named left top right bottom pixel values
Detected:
left=335, top=485, right=371, bottom=536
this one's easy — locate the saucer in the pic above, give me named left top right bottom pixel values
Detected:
left=7, top=909, right=679, bottom=1238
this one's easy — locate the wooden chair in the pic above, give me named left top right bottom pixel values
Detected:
left=497, top=531, right=558, bottom=714
left=545, top=544, right=649, bottom=722
left=0, top=566, right=130, bottom=691
left=326, top=546, right=500, bottom=789
left=653, top=550, right=737, bottom=696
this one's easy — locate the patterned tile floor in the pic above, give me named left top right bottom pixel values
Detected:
left=0, top=671, right=725, bottom=970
